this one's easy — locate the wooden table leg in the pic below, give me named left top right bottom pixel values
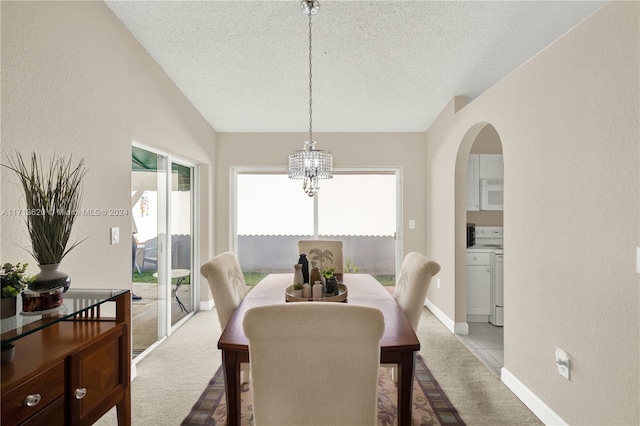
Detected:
left=397, top=351, right=416, bottom=426
left=222, top=350, right=241, bottom=426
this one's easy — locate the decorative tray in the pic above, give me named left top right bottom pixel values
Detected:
left=285, top=284, right=348, bottom=303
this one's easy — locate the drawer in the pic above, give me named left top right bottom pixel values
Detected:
left=466, top=252, right=491, bottom=265
left=22, top=396, right=65, bottom=426
left=1, top=361, right=65, bottom=426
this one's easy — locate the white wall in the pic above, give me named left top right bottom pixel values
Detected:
left=1, top=2, right=216, bottom=295
left=426, top=3, right=639, bottom=424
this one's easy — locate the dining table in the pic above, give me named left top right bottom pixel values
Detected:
left=217, top=273, right=420, bottom=425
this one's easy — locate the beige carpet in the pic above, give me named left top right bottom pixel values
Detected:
left=95, top=307, right=541, bottom=425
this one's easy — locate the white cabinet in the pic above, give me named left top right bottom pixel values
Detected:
left=479, top=154, right=504, bottom=179
left=466, top=154, right=480, bottom=211
left=466, top=252, right=491, bottom=319
left=490, top=254, right=504, bottom=326
left=468, top=154, right=503, bottom=211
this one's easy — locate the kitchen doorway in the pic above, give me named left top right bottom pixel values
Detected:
left=456, top=123, right=505, bottom=377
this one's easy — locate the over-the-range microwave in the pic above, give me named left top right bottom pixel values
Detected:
left=480, top=178, right=504, bottom=210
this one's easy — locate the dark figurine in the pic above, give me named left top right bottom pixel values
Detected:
left=298, top=253, right=309, bottom=284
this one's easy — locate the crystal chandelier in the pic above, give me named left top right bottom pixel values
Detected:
left=288, top=0, right=333, bottom=197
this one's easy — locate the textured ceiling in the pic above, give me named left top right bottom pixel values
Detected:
left=105, top=1, right=606, bottom=132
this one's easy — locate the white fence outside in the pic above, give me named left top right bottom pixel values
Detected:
left=237, top=235, right=395, bottom=276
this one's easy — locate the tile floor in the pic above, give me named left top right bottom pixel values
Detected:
left=457, top=322, right=504, bottom=376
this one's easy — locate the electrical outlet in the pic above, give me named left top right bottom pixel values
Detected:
left=437, top=278, right=441, bottom=289
left=408, top=220, right=416, bottom=229
left=555, top=347, right=570, bottom=380
left=110, top=227, right=120, bottom=245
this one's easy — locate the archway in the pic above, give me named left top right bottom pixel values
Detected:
left=454, top=122, right=504, bottom=374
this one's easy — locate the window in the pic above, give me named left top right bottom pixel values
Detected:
left=234, top=169, right=400, bottom=285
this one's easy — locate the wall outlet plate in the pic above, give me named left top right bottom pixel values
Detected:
left=636, top=247, right=640, bottom=274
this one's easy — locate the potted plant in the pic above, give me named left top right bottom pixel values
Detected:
left=1, top=262, right=31, bottom=318
left=292, top=282, right=303, bottom=298
left=322, top=267, right=335, bottom=279
left=322, top=267, right=338, bottom=296
left=3, top=153, right=86, bottom=292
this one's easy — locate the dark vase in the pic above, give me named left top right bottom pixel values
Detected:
left=29, top=263, right=71, bottom=293
left=298, top=254, right=309, bottom=284
left=325, top=277, right=338, bottom=296
left=1, top=297, right=17, bottom=319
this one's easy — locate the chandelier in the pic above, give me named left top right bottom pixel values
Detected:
left=288, top=0, right=333, bottom=197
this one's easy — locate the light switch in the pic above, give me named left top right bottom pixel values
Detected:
left=408, top=220, right=416, bottom=229
left=555, top=347, right=570, bottom=380
left=110, top=227, right=120, bottom=245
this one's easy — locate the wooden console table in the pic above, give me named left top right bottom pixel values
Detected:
left=1, top=289, right=131, bottom=426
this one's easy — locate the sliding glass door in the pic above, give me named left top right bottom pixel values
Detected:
left=169, top=161, right=193, bottom=326
left=318, top=174, right=397, bottom=283
left=131, top=146, right=196, bottom=360
left=234, top=169, right=400, bottom=285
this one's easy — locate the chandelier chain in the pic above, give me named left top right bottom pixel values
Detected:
left=308, top=12, right=313, bottom=144
left=289, top=1, right=332, bottom=197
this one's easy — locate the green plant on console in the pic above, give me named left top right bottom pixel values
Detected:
left=293, top=283, right=303, bottom=291
left=1, top=262, right=32, bottom=298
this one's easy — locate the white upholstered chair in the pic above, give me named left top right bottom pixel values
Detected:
left=297, top=240, right=343, bottom=279
left=200, top=251, right=250, bottom=383
left=392, top=252, right=441, bottom=332
left=386, top=252, right=441, bottom=380
left=243, top=303, right=384, bottom=426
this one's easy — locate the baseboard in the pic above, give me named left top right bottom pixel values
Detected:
left=467, top=314, right=489, bottom=323
left=424, top=298, right=455, bottom=333
left=200, top=299, right=214, bottom=311
left=454, top=321, right=469, bottom=335
left=501, top=367, right=567, bottom=426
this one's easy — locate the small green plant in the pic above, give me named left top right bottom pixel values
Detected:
left=322, top=267, right=335, bottom=279
left=1, top=262, right=32, bottom=298
left=293, top=282, right=303, bottom=290
left=344, top=258, right=360, bottom=273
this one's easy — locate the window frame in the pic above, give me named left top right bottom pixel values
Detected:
left=231, top=166, right=403, bottom=275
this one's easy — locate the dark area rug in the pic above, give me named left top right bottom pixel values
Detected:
left=182, top=355, right=465, bottom=425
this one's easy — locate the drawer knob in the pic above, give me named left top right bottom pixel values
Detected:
left=24, top=393, right=41, bottom=407
left=74, top=388, right=87, bottom=400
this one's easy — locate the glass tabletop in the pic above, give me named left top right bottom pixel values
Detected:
left=1, top=288, right=130, bottom=345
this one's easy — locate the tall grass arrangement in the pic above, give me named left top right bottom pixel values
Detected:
left=3, top=152, right=87, bottom=265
